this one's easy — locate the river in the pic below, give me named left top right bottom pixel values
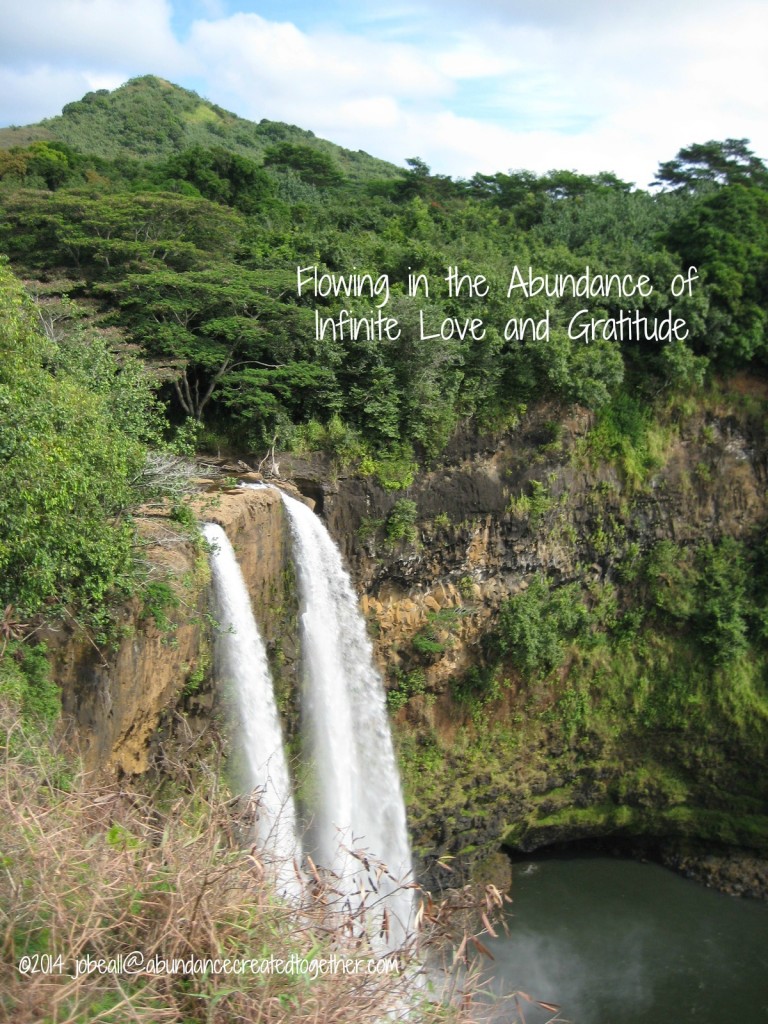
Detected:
left=482, top=852, right=768, bottom=1023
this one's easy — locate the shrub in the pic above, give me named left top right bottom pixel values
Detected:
left=497, top=575, right=587, bottom=676
left=0, top=261, right=157, bottom=624
left=386, top=499, right=419, bottom=544
left=0, top=730, right=507, bottom=1024
left=0, top=641, right=59, bottom=728
left=140, top=580, right=180, bottom=633
left=372, top=444, right=418, bottom=491
left=695, top=538, right=749, bottom=663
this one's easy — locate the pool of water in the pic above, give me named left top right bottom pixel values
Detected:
left=481, top=852, right=768, bottom=1024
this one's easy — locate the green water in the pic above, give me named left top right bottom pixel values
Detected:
left=483, top=853, right=768, bottom=1023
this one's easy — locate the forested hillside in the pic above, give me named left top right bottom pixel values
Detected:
left=0, top=74, right=399, bottom=179
left=1, top=80, right=767, bottom=471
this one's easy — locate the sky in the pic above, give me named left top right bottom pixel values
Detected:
left=0, top=0, right=766, bottom=187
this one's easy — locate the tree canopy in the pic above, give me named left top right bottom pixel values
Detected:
left=1, top=88, right=767, bottom=463
left=653, top=138, right=768, bottom=193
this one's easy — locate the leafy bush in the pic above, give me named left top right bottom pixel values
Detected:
left=497, top=575, right=587, bottom=676
left=507, top=479, right=554, bottom=527
left=371, top=444, right=419, bottom=492
left=645, top=540, right=699, bottom=619
left=386, top=499, right=419, bottom=544
left=0, top=261, right=174, bottom=628
left=410, top=608, right=462, bottom=663
left=583, top=391, right=668, bottom=486
left=140, top=581, right=180, bottom=633
left=645, top=537, right=751, bottom=663
left=695, top=538, right=750, bottom=663
left=0, top=641, right=59, bottom=727
left=386, top=669, right=427, bottom=710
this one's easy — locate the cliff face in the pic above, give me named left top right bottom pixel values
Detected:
left=285, top=401, right=765, bottom=697
left=52, top=487, right=290, bottom=774
left=52, top=396, right=768, bottom=894
left=281, top=396, right=768, bottom=890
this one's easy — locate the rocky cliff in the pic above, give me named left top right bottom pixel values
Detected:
left=51, top=486, right=291, bottom=773
left=52, top=391, right=768, bottom=896
left=282, top=392, right=768, bottom=894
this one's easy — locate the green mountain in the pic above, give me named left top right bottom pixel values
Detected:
left=0, top=74, right=401, bottom=181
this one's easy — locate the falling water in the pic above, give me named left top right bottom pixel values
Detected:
left=279, top=490, right=414, bottom=947
left=202, top=522, right=300, bottom=892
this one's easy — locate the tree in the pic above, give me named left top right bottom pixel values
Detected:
left=110, top=264, right=313, bottom=422
left=263, top=142, right=344, bottom=188
left=218, top=361, right=339, bottom=447
left=0, top=190, right=244, bottom=274
left=653, top=139, right=768, bottom=193
left=161, top=145, right=274, bottom=213
left=664, top=184, right=768, bottom=363
left=496, top=575, right=587, bottom=676
left=0, top=140, right=90, bottom=191
left=392, top=157, right=462, bottom=203
left=0, top=260, right=147, bottom=619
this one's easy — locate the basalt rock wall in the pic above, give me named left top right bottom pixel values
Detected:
left=51, top=398, right=768, bottom=896
left=52, top=487, right=290, bottom=774
left=282, top=398, right=768, bottom=893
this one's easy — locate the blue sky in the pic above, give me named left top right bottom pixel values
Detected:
left=1, top=0, right=766, bottom=185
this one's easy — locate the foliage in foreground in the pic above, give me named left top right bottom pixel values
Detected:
left=0, top=713, right=547, bottom=1024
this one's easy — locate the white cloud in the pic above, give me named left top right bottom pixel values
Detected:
left=432, top=39, right=516, bottom=80
left=413, top=0, right=745, bottom=30
left=337, top=96, right=402, bottom=130
left=0, top=0, right=765, bottom=185
left=0, top=0, right=186, bottom=69
left=186, top=12, right=450, bottom=112
left=0, top=66, right=98, bottom=125
left=422, top=0, right=768, bottom=179
left=0, top=0, right=192, bottom=124
left=183, top=1, right=766, bottom=183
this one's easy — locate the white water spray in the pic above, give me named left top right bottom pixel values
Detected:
left=278, top=490, right=414, bottom=946
left=202, top=522, right=300, bottom=892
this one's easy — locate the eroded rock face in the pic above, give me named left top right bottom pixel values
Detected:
left=283, top=404, right=768, bottom=699
left=54, top=487, right=289, bottom=774
left=51, top=400, right=768, bottom=896
left=280, top=402, right=768, bottom=889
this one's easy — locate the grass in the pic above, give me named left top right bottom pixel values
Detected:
left=0, top=708, right=522, bottom=1024
left=575, top=390, right=675, bottom=489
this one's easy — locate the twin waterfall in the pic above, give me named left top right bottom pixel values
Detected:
left=204, top=489, right=413, bottom=946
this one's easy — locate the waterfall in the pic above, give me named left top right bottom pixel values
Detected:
left=202, top=522, right=300, bottom=893
left=278, top=490, right=414, bottom=947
